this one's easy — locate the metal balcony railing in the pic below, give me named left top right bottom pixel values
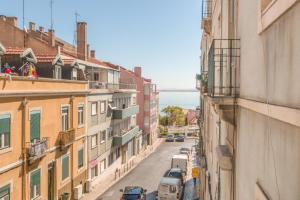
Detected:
left=208, top=39, right=240, bottom=97
left=202, top=0, right=212, bottom=20
left=28, top=138, right=48, bottom=158
left=88, top=81, right=136, bottom=90
left=59, top=129, right=76, bottom=146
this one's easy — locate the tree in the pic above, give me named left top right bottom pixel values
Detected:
left=162, top=106, right=186, bottom=126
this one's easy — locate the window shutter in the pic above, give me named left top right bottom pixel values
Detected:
left=62, top=156, right=69, bottom=180
left=0, top=114, right=10, bottom=133
left=78, top=149, right=84, bottom=168
left=30, top=169, right=40, bottom=198
left=30, top=112, right=40, bottom=142
left=0, top=184, right=10, bottom=197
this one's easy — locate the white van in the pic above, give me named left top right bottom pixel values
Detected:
left=157, top=177, right=183, bottom=200
left=171, top=154, right=188, bottom=175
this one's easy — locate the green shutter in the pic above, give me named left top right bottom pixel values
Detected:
left=62, top=155, right=69, bottom=180
left=30, top=169, right=40, bottom=199
left=0, top=184, right=10, bottom=198
left=0, top=114, right=10, bottom=133
left=78, top=149, right=84, bottom=168
left=30, top=112, right=40, bottom=142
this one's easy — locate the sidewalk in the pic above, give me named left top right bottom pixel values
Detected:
left=82, top=138, right=163, bottom=200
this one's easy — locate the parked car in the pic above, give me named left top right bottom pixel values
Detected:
left=175, top=135, right=184, bottom=142
left=157, top=177, right=183, bottom=200
left=164, top=168, right=185, bottom=185
left=165, top=134, right=174, bottom=142
left=120, top=186, right=147, bottom=200
left=179, top=147, right=190, bottom=155
left=171, top=154, right=188, bottom=175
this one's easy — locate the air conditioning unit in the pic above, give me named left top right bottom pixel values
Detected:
left=85, top=179, right=92, bottom=193
left=73, top=184, right=83, bottom=200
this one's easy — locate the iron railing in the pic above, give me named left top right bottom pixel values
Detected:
left=88, top=81, right=136, bottom=90
left=202, top=0, right=212, bottom=20
left=208, top=39, right=240, bottom=97
left=28, top=138, right=48, bottom=158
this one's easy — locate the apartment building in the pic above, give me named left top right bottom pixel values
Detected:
left=197, top=0, right=300, bottom=200
left=120, top=67, right=159, bottom=148
left=0, top=44, right=88, bottom=200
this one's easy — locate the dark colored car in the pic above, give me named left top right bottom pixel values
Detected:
left=175, top=135, right=184, bottom=142
left=120, top=186, right=147, bottom=200
left=165, top=134, right=175, bottom=142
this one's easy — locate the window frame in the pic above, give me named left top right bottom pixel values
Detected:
left=77, top=147, right=84, bottom=170
left=0, top=113, right=11, bottom=150
left=29, top=110, right=41, bottom=143
left=91, top=134, right=98, bottom=149
left=77, top=105, right=84, bottom=127
left=100, top=130, right=106, bottom=144
left=61, top=105, right=70, bottom=132
left=91, top=102, right=98, bottom=116
left=0, top=183, right=11, bottom=200
left=29, top=168, right=41, bottom=200
left=100, top=101, right=106, bottom=114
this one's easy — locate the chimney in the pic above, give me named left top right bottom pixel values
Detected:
left=87, top=44, right=90, bottom=59
left=6, top=17, right=18, bottom=27
left=29, top=22, right=35, bottom=31
left=39, top=26, right=45, bottom=32
left=90, top=50, right=95, bottom=58
left=0, top=15, right=6, bottom=21
left=77, top=22, right=87, bottom=61
left=48, top=29, right=55, bottom=47
left=134, top=67, right=142, bottom=77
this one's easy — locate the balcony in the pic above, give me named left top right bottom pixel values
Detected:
left=201, top=0, right=212, bottom=34
left=113, top=126, right=141, bottom=146
left=28, top=138, right=48, bottom=159
left=208, top=39, right=240, bottom=99
left=88, top=81, right=136, bottom=90
left=113, top=105, right=139, bottom=120
left=59, top=129, right=76, bottom=146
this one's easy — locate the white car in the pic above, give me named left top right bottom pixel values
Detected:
left=157, top=177, right=183, bottom=200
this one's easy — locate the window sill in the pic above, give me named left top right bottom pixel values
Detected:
left=78, top=124, right=84, bottom=129
left=100, top=141, right=105, bottom=144
left=0, top=147, right=12, bottom=155
left=77, top=166, right=86, bottom=174
left=61, top=177, right=71, bottom=187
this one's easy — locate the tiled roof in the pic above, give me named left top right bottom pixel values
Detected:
left=36, top=55, right=56, bottom=63
left=5, top=47, right=24, bottom=55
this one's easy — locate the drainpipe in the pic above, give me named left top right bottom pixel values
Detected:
left=22, top=98, right=28, bottom=200
left=70, top=96, right=75, bottom=198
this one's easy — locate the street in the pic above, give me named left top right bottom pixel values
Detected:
left=97, top=139, right=197, bottom=200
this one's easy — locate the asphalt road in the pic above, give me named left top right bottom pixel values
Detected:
left=97, top=139, right=196, bottom=200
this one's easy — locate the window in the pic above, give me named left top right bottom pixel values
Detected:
left=93, top=73, right=99, bottom=81
left=100, top=159, right=106, bottom=174
left=91, top=102, right=97, bottom=116
left=107, top=128, right=113, bottom=138
left=100, top=101, right=106, bottom=114
left=30, top=169, right=41, bottom=199
left=91, top=135, right=97, bottom=149
left=0, top=114, right=10, bottom=150
left=61, top=154, right=69, bottom=181
left=108, top=153, right=114, bottom=166
left=30, top=111, right=40, bottom=143
left=78, top=105, right=84, bottom=126
left=116, top=147, right=121, bottom=158
left=100, top=130, right=106, bottom=143
left=71, top=68, right=77, bottom=80
left=0, top=184, right=10, bottom=200
left=132, top=97, right=136, bottom=105
left=61, top=106, right=69, bottom=131
left=78, top=148, right=84, bottom=169
left=91, top=165, right=98, bottom=179
left=54, top=65, right=61, bottom=79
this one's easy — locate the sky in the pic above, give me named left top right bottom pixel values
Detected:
left=0, top=0, right=202, bottom=89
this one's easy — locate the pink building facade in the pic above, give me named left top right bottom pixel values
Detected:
left=120, top=67, right=159, bottom=147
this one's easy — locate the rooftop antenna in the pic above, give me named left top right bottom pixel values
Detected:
left=50, top=0, right=54, bottom=30
left=73, top=11, right=80, bottom=46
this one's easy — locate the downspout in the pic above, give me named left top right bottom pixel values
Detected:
left=22, top=98, right=28, bottom=200
left=70, top=96, right=75, bottom=198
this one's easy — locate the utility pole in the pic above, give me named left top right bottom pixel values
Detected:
left=23, top=0, right=26, bottom=48
left=50, top=0, right=54, bottom=30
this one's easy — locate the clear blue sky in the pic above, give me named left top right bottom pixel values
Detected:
left=0, top=0, right=201, bottom=89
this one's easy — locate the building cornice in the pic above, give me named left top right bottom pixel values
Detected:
left=0, top=90, right=90, bottom=98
